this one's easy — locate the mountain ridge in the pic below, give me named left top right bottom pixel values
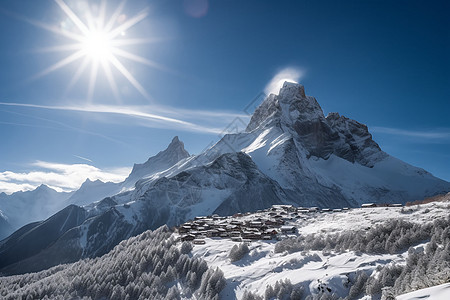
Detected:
left=0, top=81, right=448, bottom=275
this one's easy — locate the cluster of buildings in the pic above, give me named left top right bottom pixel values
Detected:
left=176, top=202, right=404, bottom=245
left=177, top=204, right=341, bottom=245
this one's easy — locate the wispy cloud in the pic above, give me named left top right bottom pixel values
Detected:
left=0, top=102, right=249, bottom=135
left=73, top=155, right=93, bottom=163
left=0, top=161, right=131, bottom=194
left=264, top=67, right=305, bottom=95
left=371, top=126, right=450, bottom=141
left=1, top=108, right=126, bottom=145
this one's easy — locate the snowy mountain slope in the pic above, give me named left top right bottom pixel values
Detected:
left=0, top=204, right=87, bottom=274
left=0, top=137, right=190, bottom=240
left=0, top=199, right=450, bottom=300
left=138, top=82, right=449, bottom=209
left=243, top=82, right=449, bottom=206
left=170, top=82, right=449, bottom=207
left=0, top=185, right=73, bottom=238
left=65, top=178, right=121, bottom=207
left=189, top=199, right=450, bottom=299
left=396, top=282, right=450, bottom=300
left=0, top=200, right=447, bottom=299
left=0, top=210, right=12, bottom=240
left=0, top=152, right=287, bottom=275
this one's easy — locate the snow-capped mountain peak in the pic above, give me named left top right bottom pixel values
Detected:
left=247, top=81, right=325, bottom=132
left=124, top=136, right=190, bottom=187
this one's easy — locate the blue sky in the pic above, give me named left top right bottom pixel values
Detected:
left=0, top=0, right=449, bottom=193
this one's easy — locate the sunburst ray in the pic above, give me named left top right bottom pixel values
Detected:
left=24, top=0, right=175, bottom=101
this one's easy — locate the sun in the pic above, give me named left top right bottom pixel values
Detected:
left=81, top=30, right=113, bottom=61
left=32, top=0, right=162, bottom=101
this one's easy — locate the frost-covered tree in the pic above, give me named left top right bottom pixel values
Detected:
left=229, top=243, right=250, bottom=262
left=0, top=226, right=226, bottom=300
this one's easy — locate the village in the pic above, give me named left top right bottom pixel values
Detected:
left=176, top=203, right=405, bottom=245
left=176, top=204, right=349, bottom=245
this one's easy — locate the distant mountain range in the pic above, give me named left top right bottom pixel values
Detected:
left=1, top=82, right=449, bottom=275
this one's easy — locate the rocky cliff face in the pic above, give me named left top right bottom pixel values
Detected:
left=247, top=82, right=386, bottom=167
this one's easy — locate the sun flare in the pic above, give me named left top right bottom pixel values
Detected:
left=31, top=0, right=162, bottom=101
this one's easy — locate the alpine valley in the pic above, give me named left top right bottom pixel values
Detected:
left=1, top=83, right=449, bottom=299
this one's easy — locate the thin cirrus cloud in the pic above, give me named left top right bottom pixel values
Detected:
left=0, top=161, right=131, bottom=194
left=0, top=101, right=249, bottom=135
left=371, top=126, right=450, bottom=142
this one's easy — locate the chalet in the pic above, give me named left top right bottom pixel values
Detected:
left=217, top=228, right=227, bottom=234
left=272, top=204, right=295, bottom=212
left=206, top=230, right=219, bottom=237
left=265, top=220, right=278, bottom=226
left=298, top=209, right=309, bottom=214
left=193, top=239, right=206, bottom=245
left=280, top=225, right=296, bottom=234
left=333, top=209, right=342, bottom=212
left=309, top=207, right=319, bottom=212
left=361, top=203, right=377, bottom=208
left=263, top=229, right=278, bottom=236
left=275, top=219, right=285, bottom=226
left=230, top=220, right=244, bottom=226
left=321, top=208, right=331, bottom=212
left=231, top=237, right=242, bottom=242
left=230, top=231, right=241, bottom=237
left=388, top=204, right=402, bottom=207
left=226, top=225, right=240, bottom=232
left=249, top=221, right=263, bottom=228
left=178, top=225, right=192, bottom=234
left=181, top=234, right=195, bottom=242
left=242, top=231, right=261, bottom=240
left=262, top=235, right=272, bottom=240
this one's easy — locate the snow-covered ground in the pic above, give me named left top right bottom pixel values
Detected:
left=193, top=238, right=404, bottom=299
left=396, top=282, right=450, bottom=300
left=188, top=200, right=450, bottom=299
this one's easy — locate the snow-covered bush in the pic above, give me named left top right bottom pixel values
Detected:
left=229, top=243, right=250, bottom=262
left=263, top=279, right=301, bottom=300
